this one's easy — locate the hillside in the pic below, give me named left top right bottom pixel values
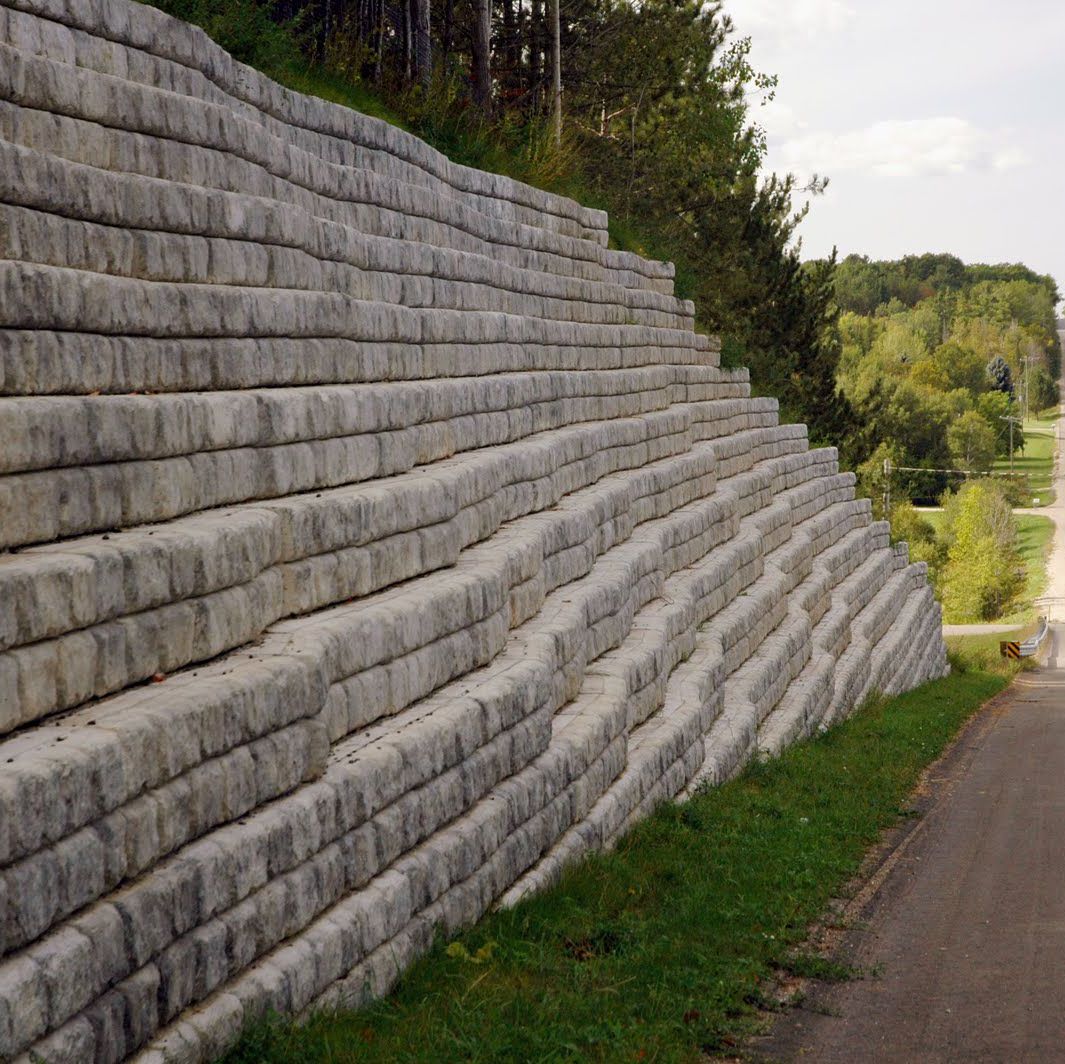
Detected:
left=834, top=252, right=1061, bottom=504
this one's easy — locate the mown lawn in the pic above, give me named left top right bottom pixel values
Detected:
left=996, top=415, right=1058, bottom=505
left=221, top=648, right=1013, bottom=1064
left=999, top=514, right=1054, bottom=624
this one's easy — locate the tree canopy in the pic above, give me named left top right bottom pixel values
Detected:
left=837, top=255, right=1060, bottom=506
left=152, top=0, right=851, bottom=449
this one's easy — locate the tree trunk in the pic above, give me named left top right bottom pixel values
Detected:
left=502, top=0, right=515, bottom=89
left=472, top=0, right=492, bottom=109
left=549, top=0, right=561, bottom=145
left=531, top=0, right=542, bottom=111
left=374, top=0, right=384, bottom=82
left=515, top=0, right=525, bottom=95
left=403, top=0, right=412, bottom=81
left=442, top=0, right=454, bottom=68
left=412, top=0, right=431, bottom=85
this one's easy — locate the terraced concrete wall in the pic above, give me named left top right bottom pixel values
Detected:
left=0, top=1, right=947, bottom=1060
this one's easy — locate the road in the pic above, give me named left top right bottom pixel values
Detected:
left=1032, top=387, right=1065, bottom=623
left=754, top=628, right=1065, bottom=1062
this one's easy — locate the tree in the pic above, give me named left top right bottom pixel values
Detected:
left=472, top=0, right=491, bottom=107
left=832, top=254, right=1057, bottom=504
left=856, top=441, right=904, bottom=521
left=549, top=0, right=561, bottom=144
left=947, top=411, right=996, bottom=473
left=931, top=341, right=986, bottom=393
left=939, top=480, right=1023, bottom=622
left=412, top=0, right=431, bottom=85
left=1031, top=367, right=1059, bottom=414
left=986, top=355, right=1013, bottom=396
left=889, top=501, right=944, bottom=588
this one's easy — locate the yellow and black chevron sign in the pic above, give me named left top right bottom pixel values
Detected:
left=1000, top=641, right=1022, bottom=660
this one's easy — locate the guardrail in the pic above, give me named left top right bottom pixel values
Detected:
left=1001, top=617, right=1050, bottom=659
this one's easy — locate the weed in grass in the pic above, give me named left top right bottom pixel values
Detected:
left=775, top=953, right=857, bottom=984
left=804, top=1001, right=846, bottom=1019
left=946, top=635, right=1030, bottom=680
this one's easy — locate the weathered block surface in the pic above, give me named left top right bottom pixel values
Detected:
left=0, top=2, right=947, bottom=1060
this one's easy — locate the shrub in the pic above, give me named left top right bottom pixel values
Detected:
left=938, top=479, right=1024, bottom=621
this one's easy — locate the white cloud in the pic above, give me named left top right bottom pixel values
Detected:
left=725, top=0, right=855, bottom=40
left=757, top=99, right=807, bottom=139
left=777, top=117, right=1029, bottom=179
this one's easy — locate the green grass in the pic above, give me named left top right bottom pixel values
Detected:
left=995, top=415, right=1058, bottom=505
left=917, top=509, right=944, bottom=534
left=220, top=655, right=1011, bottom=1064
left=943, top=629, right=1033, bottom=673
left=277, top=64, right=409, bottom=129
left=998, top=514, right=1054, bottom=624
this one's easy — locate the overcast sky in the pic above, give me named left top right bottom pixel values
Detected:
left=725, top=0, right=1065, bottom=298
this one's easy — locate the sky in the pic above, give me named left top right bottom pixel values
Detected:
left=724, top=0, right=1065, bottom=298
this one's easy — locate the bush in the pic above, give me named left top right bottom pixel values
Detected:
left=1030, top=366, right=1059, bottom=413
left=938, top=479, right=1024, bottom=621
left=890, top=501, right=945, bottom=587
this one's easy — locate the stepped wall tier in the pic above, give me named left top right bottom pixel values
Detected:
left=0, top=2, right=947, bottom=1060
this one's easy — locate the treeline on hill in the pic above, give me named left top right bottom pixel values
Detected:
left=150, top=0, right=852, bottom=450
left=835, top=252, right=1060, bottom=504
left=833, top=252, right=1061, bottom=622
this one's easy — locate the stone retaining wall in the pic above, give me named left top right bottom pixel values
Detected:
left=0, top=2, right=948, bottom=1060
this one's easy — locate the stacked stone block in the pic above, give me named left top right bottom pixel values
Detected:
left=0, top=1, right=948, bottom=1060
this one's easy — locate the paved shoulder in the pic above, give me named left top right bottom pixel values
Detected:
left=941, top=623, right=1025, bottom=636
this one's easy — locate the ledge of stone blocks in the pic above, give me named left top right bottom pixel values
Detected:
left=0, top=1, right=948, bottom=1059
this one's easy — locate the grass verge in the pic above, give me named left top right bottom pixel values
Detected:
left=220, top=648, right=1013, bottom=1063
left=995, top=415, right=1058, bottom=505
left=999, top=514, right=1054, bottom=624
left=943, top=629, right=1040, bottom=674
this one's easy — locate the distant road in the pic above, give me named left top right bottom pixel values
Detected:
left=941, top=622, right=1024, bottom=636
left=1032, top=338, right=1065, bottom=622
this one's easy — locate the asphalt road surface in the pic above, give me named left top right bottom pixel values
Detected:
left=754, top=628, right=1065, bottom=1063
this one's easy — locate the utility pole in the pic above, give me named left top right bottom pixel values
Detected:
left=1021, top=354, right=1031, bottom=422
left=1000, top=414, right=1021, bottom=475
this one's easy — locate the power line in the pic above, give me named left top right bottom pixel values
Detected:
left=892, top=465, right=1026, bottom=477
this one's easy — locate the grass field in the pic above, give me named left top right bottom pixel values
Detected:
left=995, top=415, right=1058, bottom=506
left=943, top=628, right=1038, bottom=670
left=1000, top=514, right=1055, bottom=624
left=221, top=648, right=1014, bottom=1064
